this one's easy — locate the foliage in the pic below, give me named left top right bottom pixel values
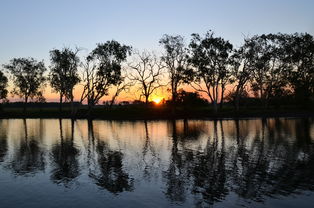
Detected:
left=0, top=71, right=8, bottom=101
left=189, top=30, right=233, bottom=111
left=176, top=89, right=208, bottom=107
left=4, top=57, right=46, bottom=108
left=160, top=34, right=193, bottom=102
left=283, top=33, right=314, bottom=104
left=80, top=40, right=132, bottom=109
left=49, top=47, right=81, bottom=104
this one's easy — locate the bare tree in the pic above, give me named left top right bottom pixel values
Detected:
left=109, top=73, right=133, bottom=107
left=128, top=50, right=165, bottom=104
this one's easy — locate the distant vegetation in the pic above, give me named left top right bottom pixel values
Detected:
left=0, top=30, right=313, bottom=118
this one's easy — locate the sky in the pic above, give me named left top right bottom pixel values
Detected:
left=0, top=0, right=313, bottom=102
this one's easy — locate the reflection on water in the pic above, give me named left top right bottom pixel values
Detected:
left=0, top=118, right=313, bottom=207
left=50, top=119, right=79, bottom=186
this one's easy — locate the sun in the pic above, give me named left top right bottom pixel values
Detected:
left=152, top=97, right=162, bottom=104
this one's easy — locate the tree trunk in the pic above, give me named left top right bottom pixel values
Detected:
left=109, top=94, right=117, bottom=108
left=87, top=100, right=93, bottom=117
left=71, top=96, right=74, bottom=117
left=213, top=100, right=218, bottom=113
left=235, top=94, right=240, bottom=112
left=23, top=96, right=28, bottom=113
left=145, top=96, right=149, bottom=106
left=219, top=86, right=225, bottom=110
left=172, top=92, right=177, bottom=104
left=234, top=87, right=241, bottom=112
left=59, top=94, right=63, bottom=113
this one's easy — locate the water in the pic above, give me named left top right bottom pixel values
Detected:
left=0, top=118, right=313, bottom=208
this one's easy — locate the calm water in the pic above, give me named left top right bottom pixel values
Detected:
left=0, top=118, right=314, bottom=208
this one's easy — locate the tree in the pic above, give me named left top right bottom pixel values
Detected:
left=80, top=40, right=131, bottom=113
left=249, top=34, right=290, bottom=107
left=229, top=37, right=256, bottom=111
left=128, top=51, right=165, bottom=104
left=0, top=71, right=8, bottom=101
left=283, top=33, right=314, bottom=105
left=49, top=47, right=80, bottom=113
left=189, top=31, right=233, bottom=112
left=159, top=34, right=192, bottom=103
left=4, top=58, right=46, bottom=112
left=109, top=71, right=133, bottom=107
left=176, top=89, right=208, bottom=107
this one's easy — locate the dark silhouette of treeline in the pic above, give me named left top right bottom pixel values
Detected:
left=0, top=118, right=313, bottom=207
left=0, top=31, right=313, bottom=118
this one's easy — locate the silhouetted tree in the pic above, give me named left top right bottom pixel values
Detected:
left=128, top=50, right=165, bottom=104
left=4, top=58, right=46, bottom=112
left=160, top=35, right=192, bottom=103
left=249, top=34, right=290, bottom=107
left=189, top=30, right=233, bottom=112
left=109, top=71, right=132, bottom=107
left=0, top=71, right=8, bottom=102
left=283, top=33, right=314, bottom=105
left=229, top=37, right=256, bottom=111
left=49, top=47, right=80, bottom=113
left=176, top=89, right=208, bottom=107
left=80, top=40, right=131, bottom=114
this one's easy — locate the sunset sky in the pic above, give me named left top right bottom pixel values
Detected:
left=0, top=0, right=313, bottom=102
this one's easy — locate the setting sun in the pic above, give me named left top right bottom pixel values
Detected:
left=152, top=97, right=163, bottom=104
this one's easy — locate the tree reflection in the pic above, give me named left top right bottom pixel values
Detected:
left=164, top=120, right=195, bottom=202
left=88, top=119, right=133, bottom=194
left=50, top=119, right=80, bottom=186
left=164, top=118, right=314, bottom=206
left=10, top=119, right=45, bottom=176
left=0, top=120, right=8, bottom=162
left=192, top=120, right=228, bottom=206
left=141, top=121, right=160, bottom=181
left=0, top=118, right=314, bottom=206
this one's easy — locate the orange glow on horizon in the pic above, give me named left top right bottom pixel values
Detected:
left=152, top=97, right=163, bottom=105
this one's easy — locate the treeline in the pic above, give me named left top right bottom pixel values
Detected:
left=0, top=30, right=313, bottom=114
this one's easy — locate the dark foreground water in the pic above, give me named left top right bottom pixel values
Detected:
left=0, top=118, right=314, bottom=208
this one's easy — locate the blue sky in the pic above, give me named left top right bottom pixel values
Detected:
left=0, top=0, right=313, bottom=64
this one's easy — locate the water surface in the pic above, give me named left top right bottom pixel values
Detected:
left=0, top=118, right=313, bottom=208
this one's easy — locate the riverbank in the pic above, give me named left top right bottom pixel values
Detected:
left=0, top=105, right=313, bottom=120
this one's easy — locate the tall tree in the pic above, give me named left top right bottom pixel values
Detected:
left=229, top=37, right=256, bottom=111
left=283, top=33, right=314, bottom=105
left=249, top=34, right=290, bottom=107
left=80, top=40, right=131, bottom=113
left=4, top=58, right=46, bottom=112
left=189, top=31, right=233, bottom=112
left=49, top=47, right=80, bottom=113
left=0, top=71, right=8, bottom=102
left=159, top=35, right=191, bottom=103
left=128, top=50, right=165, bottom=104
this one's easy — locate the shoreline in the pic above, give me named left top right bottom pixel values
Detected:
left=0, top=108, right=313, bottom=120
